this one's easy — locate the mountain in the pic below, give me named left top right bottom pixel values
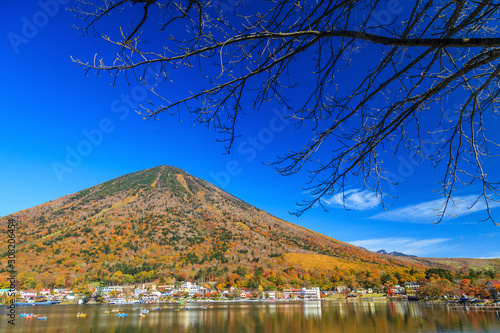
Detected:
left=377, top=250, right=417, bottom=258
left=1, top=166, right=498, bottom=290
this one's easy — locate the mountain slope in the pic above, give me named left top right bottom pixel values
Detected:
left=1, top=166, right=498, bottom=290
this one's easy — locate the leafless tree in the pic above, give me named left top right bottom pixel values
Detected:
left=69, top=0, right=500, bottom=225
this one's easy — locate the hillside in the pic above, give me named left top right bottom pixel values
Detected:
left=1, top=166, right=498, bottom=291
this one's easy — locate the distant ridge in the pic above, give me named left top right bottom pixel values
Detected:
left=377, top=249, right=417, bottom=258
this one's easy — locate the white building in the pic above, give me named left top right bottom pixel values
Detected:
left=264, top=291, right=276, bottom=299
left=134, top=288, right=148, bottom=297
left=20, top=291, right=37, bottom=300
left=404, top=282, right=420, bottom=291
left=302, top=287, right=321, bottom=300
left=39, top=288, right=51, bottom=295
left=96, top=286, right=123, bottom=295
left=53, top=288, right=73, bottom=295
left=180, top=282, right=204, bottom=296
left=336, top=286, right=349, bottom=294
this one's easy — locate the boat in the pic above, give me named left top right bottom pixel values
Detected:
left=139, top=313, right=146, bottom=317
left=38, top=316, right=47, bottom=320
left=116, top=313, right=127, bottom=317
left=103, top=310, right=110, bottom=314
left=76, top=313, right=86, bottom=318
left=184, top=307, right=190, bottom=310
left=111, top=309, right=120, bottom=312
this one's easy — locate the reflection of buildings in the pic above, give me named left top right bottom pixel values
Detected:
left=303, top=301, right=322, bottom=318
left=392, top=301, right=406, bottom=317
left=407, top=302, right=423, bottom=319
left=177, top=308, right=202, bottom=329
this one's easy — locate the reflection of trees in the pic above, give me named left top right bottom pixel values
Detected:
left=74, top=301, right=500, bottom=332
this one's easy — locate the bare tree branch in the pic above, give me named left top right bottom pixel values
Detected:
left=70, top=0, right=500, bottom=224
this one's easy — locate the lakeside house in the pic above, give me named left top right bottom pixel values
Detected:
left=302, top=287, right=321, bottom=300
left=485, top=280, right=500, bottom=298
left=485, top=280, right=500, bottom=287
left=134, top=288, right=148, bottom=297
left=179, top=282, right=205, bottom=296
left=20, top=290, right=37, bottom=301
left=283, top=288, right=302, bottom=299
left=265, top=291, right=276, bottom=299
left=39, top=288, right=51, bottom=296
left=95, top=286, right=123, bottom=295
left=404, top=282, right=420, bottom=291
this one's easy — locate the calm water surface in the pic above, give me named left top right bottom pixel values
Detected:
left=2, top=301, right=500, bottom=332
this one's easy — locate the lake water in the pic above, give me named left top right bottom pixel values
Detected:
left=2, top=300, right=500, bottom=332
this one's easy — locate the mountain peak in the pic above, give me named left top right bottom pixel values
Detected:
left=1, top=166, right=496, bottom=290
left=377, top=249, right=417, bottom=258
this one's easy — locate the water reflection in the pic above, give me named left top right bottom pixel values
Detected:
left=2, top=301, right=500, bottom=333
left=303, top=301, right=322, bottom=319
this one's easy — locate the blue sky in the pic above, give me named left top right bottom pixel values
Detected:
left=1, top=1, right=499, bottom=259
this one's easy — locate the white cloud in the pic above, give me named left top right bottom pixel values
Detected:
left=370, top=195, right=500, bottom=223
left=478, top=253, right=500, bottom=259
left=322, top=189, right=380, bottom=211
left=349, top=237, right=452, bottom=257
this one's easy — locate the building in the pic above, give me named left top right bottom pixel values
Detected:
left=283, top=288, right=302, bottom=299
left=20, top=290, right=37, bottom=301
left=264, top=291, right=276, bottom=299
left=485, top=280, right=500, bottom=287
left=53, top=288, right=73, bottom=295
left=336, top=286, right=350, bottom=294
left=134, top=288, right=148, bottom=297
left=39, top=288, right=51, bottom=295
left=96, top=286, right=123, bottom=295
left=404, top=282, right=420, bottom=291
left=485, top=280, right=500, bottom=298
left=179, top=282, right=204, bottom=296
left=0, top=289, right=13, bottom=296
left=302, top=287, right=321, bottom=300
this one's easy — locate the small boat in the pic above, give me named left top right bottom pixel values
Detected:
left=140, top=309, right=149, bottom=314
left=76, top=313, right=86, bottom=318
left=103, top=310, right=110, bottom=314
left=111, top=309, right=120, bottom=312
left=38, top=316, right=47, bottom=320
left=184, top=307, right=190, bottom=310
left=139, top=313, right=146, bottom=317
left=116, top=313, right=127, bottom=317
left=175, top=309, right=180, bottom=312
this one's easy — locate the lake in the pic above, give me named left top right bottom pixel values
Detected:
left=2, top=300, right=500, bottom=332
